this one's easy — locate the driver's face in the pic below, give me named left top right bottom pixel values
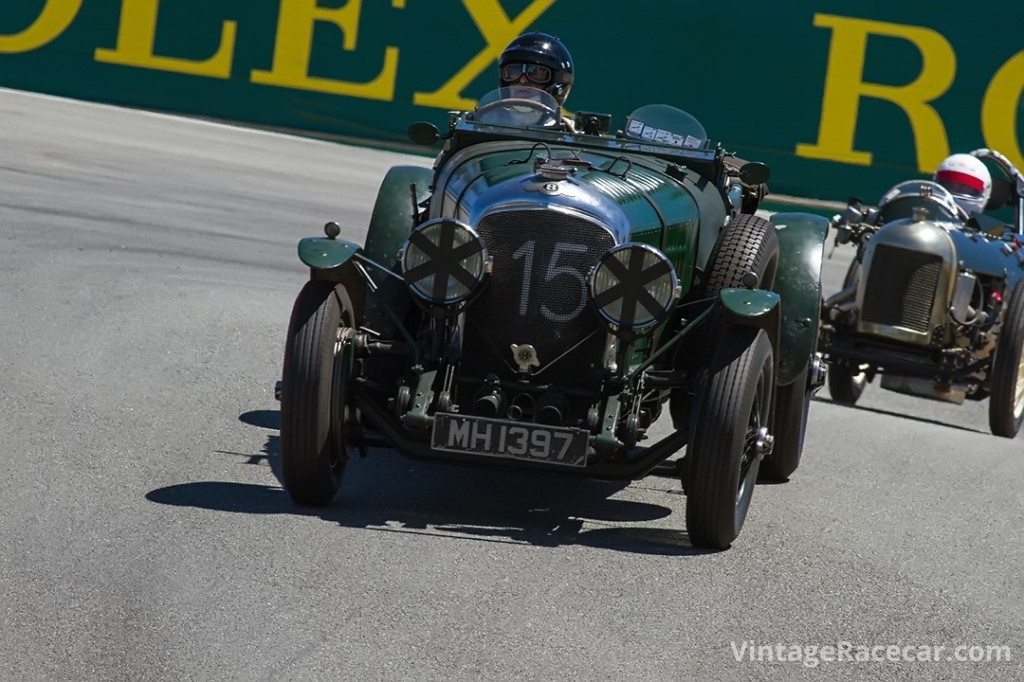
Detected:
left=508, top=74, right=555, bottom=104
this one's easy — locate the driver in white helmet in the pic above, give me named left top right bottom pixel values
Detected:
left=933, top=153, right=993, bottom=216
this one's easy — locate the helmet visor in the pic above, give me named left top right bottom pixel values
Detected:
left=500, top=63, right=553, bottom=85
left=935, top=169, right=985, bottom=198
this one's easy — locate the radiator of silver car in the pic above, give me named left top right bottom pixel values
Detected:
left=463, top=209, right=614, bottom=385
left=861, top=244, right=942, bottom=334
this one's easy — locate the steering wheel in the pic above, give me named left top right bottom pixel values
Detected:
left=474, top=98, right=558, bottom=122
left=972, top=148, right=1024, bottom=184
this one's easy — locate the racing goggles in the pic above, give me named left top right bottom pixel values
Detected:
left=935, top=169, right=985, bottom=197
left=500, top=62, right=553, bottom=85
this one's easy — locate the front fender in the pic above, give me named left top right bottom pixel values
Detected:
left=720, top=288, right=781, bottom=363
left=364, top=165, right=434, bottom=266
left=769, top=212, right=828, bottom=385
left=362, top=165, right=432, bottom=338
left=297, top=237, right=361, bottom=270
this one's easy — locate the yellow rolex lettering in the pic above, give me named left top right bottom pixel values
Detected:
left=796, top=13, right=954, bottom=171
left=982, top=50, right=1024, bottom=170
left=413, top=0, right=556, bottom=110
left=0, top=0, right=83, bottom=53
left=250, top=0, right=398, bottom=102
left=94, top=0, right=236, bottom=78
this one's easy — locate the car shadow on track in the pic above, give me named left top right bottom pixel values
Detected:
left=811, top=397, right=988, bottom=434
left=156, top=411, right=713, bottom=556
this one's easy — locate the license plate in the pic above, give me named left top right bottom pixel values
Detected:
left=431, top=413, right=589, bottom=467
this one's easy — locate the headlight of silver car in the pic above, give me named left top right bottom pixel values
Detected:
left=401, top=218, right=488, bottom=305
left=589, top=243, right=678, bottom=331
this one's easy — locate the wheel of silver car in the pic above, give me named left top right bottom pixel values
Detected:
left=827, top=260, right=868, bottom=407
left=686, top=327, right=773, bottom=549
left=280, top=281, right=358, bottom=504
left=989, top=279, right=1024, bottom=437
left=827, top=361, right=867, bottom=405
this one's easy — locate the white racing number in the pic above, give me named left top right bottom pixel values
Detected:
left=511, top=240, right=589, bottom=322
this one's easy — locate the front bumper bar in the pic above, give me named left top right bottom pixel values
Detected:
left=353, top=390, right=688, bottom=481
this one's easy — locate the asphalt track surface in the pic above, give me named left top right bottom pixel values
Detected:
left=1, top=88, right=1022, bottom=680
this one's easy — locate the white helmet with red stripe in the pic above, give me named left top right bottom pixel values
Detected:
left=933, top=153, right=992, bottom=215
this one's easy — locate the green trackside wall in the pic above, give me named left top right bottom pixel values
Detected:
left=2, top=1, right=1022, bottom=204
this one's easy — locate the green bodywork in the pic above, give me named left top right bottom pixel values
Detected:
left=297, top=237, right=360, bottom=270
left=769, top=212, right=830, bottom=385
left=363, top=165, right=434, bottom=266
left=429, top=141, right=726, bottom=301
left=721, top=288, right=783, bottom=361
left=297, top=110, right=823, bottom=400
left=721, top=288, right=781, bottom=318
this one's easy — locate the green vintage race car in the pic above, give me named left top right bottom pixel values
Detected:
left=277, top=87, right=828, bottom=548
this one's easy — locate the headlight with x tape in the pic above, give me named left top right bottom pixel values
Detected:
left=401, top=218, right=488, bottom=306
left=589, top=242, right=679, bottom=332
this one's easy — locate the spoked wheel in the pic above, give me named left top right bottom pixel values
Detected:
left=686, top=328, right=774, bottom=549
left=280, top=281, right=359, bottom=504
left=827, top=361, right=868, bottom=405
left=990, top=279, right=1024, bottom=437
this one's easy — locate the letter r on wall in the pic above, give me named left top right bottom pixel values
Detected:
left=795, top=13, right=955, bottom=172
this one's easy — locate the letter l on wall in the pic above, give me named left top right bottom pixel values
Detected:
left=95, top=0, right=236, bottom=78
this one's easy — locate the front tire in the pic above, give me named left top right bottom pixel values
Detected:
left=671, top=215, right=779, bottom=429
left=686, top=328, right=774, bottom=549
left=827, top=258, right=868, bottom=405
left=280, top=281, right=358, bottom=504
left=989, top=279, right=1024, bottom=437
left=827, top=362, right=867, bottom=405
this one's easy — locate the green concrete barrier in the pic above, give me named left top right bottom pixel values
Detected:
left=3, top=1, right=1021, bottom=204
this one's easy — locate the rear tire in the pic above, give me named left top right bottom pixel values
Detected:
left=686, top=328, right=774, bottom=549
left=280, top=281, right=358, bottom=504
left=989, top=279, right=1024, bottom=437
left=761, top=366, right=810, bottom=482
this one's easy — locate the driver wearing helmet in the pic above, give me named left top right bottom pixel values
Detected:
left=497, top=31, right=576, bottom=131
left=934, top=153, right=992, bottom=216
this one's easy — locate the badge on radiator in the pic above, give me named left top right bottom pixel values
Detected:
left=511, top=344, right=540, bottom=373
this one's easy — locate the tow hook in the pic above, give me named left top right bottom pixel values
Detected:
left=274, top=380, right=283, bottom=402
left=754, top=427, right=774, bottom=461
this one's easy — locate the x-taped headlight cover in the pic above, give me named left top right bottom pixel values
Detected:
left=589, top=243, right=678, bottom=331
left=401, top=218, right=487, bottom=305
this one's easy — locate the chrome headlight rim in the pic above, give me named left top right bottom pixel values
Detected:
left=589, top=242, right=679, bottom=332
left=400, top=218, right=488, bottom=306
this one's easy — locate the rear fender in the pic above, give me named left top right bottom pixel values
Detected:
left=769, top=212, right=828, bottom=385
